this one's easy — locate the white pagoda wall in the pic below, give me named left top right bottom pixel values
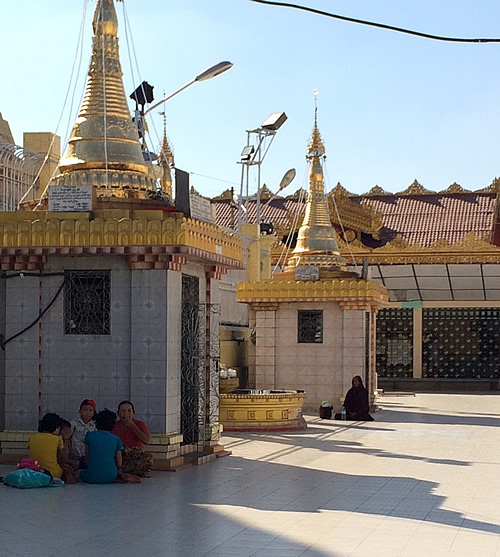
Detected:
left=251, top=301, right=367, bottom=412
left=2, top=256, right=187, bottom=434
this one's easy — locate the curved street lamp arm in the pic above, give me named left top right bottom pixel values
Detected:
left=143, top=61, right=233, bottom=116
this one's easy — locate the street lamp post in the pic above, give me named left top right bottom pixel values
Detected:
left=130, top=61, right=233, bottom=155
left=143, top=61, right=233, bottom=117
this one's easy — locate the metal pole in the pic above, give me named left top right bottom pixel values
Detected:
left=237, top=161, right=245, bottom=233
left=255, top=129, right=263, bottom=227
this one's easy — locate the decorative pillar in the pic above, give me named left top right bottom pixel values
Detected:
left=204, top=266, right=224, bottom=449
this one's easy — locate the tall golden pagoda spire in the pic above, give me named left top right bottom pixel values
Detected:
left=158, top=110, right=174, bottom=199
left=51, top=0, right=157, bottom=201
left=287, top=98, right=346, bottom=270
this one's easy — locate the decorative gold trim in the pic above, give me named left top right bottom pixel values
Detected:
left=237, top=278, right=388, bottom=310
left=364, top=185, right=391, bottom=196
left=378, top=234, right=410, bottom=250
left=259, top=184, right=273, bottom=199
left=212, top=188, right=235, bottom=201
left=330, top=183, right=382, bottom=239
left=0, top=210, right=243, bottom=268
left=286, top=187, right=308, bottom=200
left=343, top=231, right=500, bottom=264
left=477, top=178, right=500, bottom=193
left=439, top=182, right=470, bottom=194
left=396, top=179, right=434, bottom=196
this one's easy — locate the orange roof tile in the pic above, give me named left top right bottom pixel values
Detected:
left=356, top=193, right=497, bottom=247
left=213, top=192, right=497, bottom=248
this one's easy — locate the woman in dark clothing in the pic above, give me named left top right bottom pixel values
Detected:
left=337, top=376, right=374, bottom=421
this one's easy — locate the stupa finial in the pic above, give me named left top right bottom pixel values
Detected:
left=306, top=90, right=325, bottom=160
left=158, top=109, right=175, bottom=199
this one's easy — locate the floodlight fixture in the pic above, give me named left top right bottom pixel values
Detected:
left=240, top=145, right=255, bottom=161
left=261, top=112, right=287, bottom=131
left=129, top=81, right=155, bottom=107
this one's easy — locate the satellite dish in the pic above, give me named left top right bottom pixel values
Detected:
left=278, top=168, right=296, bottom=192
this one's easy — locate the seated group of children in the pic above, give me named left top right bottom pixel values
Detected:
left=28, top=399, right=141, bottom=485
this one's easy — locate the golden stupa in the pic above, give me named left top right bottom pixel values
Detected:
left=48, top=0, right=161, bottom=203
left=278, top=107, right=351, bottom=278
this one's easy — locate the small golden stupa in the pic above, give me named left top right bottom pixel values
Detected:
left=275, top=106, right=356, bottom=280
left=44, top=0, right=163, bottom=205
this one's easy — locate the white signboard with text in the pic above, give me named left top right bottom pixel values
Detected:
left=189, top=193, right=214, bottom=223
left=49, top=185, right=94, bottom=212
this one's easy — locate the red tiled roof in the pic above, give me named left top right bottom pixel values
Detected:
left=356, top=193, right=497, bottom=247
left=213, top=192, right=498, bottom=248
left=213, top=198, right=305, bottom=230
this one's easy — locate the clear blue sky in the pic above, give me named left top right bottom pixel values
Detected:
left=2, top=0, right=500, bottom=199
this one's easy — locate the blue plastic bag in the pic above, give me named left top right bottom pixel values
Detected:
left=3, top=468, right=52, bottom=488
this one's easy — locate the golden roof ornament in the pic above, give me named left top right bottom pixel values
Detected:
left=306, top=103, right=325, bottom=160
left=397, top=179, right=434, bottom=196
left=365, top=185, right=390, bottom=196
left=286, top=187, right=308, bottom=200
left=440, top=182, right=469, bottom=194
left=50, top=0, right=158, bottom=202
left=287, top=94, right=347, bottom=272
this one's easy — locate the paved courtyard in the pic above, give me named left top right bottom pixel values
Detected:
left=1, top=393, right=500, bottom=557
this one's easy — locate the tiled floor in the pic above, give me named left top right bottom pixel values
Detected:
left=2, top=393, right=500, bottom=556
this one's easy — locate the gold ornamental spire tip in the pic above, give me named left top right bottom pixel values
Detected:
left=306, top=98, right=325, bottom=159
left=158, top=111, right=175, bottom=168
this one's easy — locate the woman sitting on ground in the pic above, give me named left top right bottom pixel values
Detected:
left=112, top=400, right=153, bottom=477
left=337, top=375, right=374, bottom=421
left=80, top=409, right=140, bottom=484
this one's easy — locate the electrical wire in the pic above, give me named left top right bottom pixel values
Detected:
left=0, top=275, right=66, bottom=350
left=121, top=1, right=164, bottom=186
left=64, top=2, right=89, bottom=157
left=121, top=1, right=138, bottom=103
left=190, top=172, right=240, bottom=187
left=272, top=165, right=308, bottom=273
left=20, top=0, right=90, bottom=209
left=323, top=161, right=359, bottom=270
left=250, top=0, right=500, bottom=43
left=99, top=2, right=110, bottom=196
